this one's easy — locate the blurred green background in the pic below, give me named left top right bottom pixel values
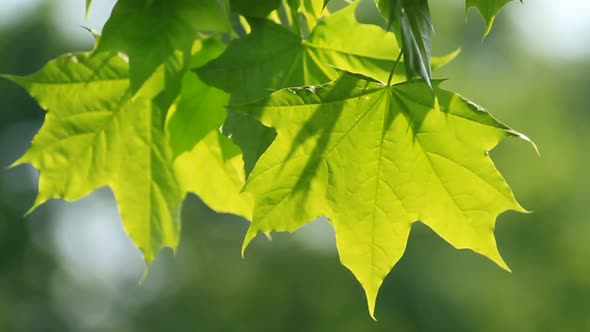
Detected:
left=0, top=0, right=588, bottom=331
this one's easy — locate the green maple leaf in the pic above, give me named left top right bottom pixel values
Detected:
left=97, top=0, right=229, bottom=93
left=467, top=0, right=521, bottom=36
left=199, top=2, right=403, bottom=102
left=6, top=52, right=182, bottom=264
left=232, top=74, right=532, bottom=318
left=199, top=2, right=456, bottom=176
left=199, top=2, right=455, bottom=102
left=5, top=40, right=251, bottom=264
left=199, top=2, right=409, bottom=175
left=375, top=0, right=434, bottom=87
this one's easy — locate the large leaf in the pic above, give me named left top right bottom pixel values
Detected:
left=6, top=41, right=252, bottom=264
left=467, top=0, right=520, bottom=36
left=232, top=74, right=531, bottom=318
left=199, top=2, right=453, bottom=102
left=199, top=2, right=405, bottom=175
left=376, top=0, right=434, bottom=87
left=97, top=0, right=229, bottom=92
left=168, top=72, right=253, bottom=219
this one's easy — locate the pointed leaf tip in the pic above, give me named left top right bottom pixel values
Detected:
left=241, top=226, right=259, bottom=258
left=466, top=0, right=517, bottom=37
left=85, top=0, right=92, bottom=18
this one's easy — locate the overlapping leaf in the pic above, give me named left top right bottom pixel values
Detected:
left=6, top=39, right=251, bottom=264
left=7, top=52, right=182, bottom=264
left=198, top=2, right=403, bottom=102
left=199, top=2, right=455, bottom=101
left=169, top=36, right=253, bottom=219
left=4, top=0, right=531, bottom=320
left=97, top=0, right=229, bottom=93
left=232, top=74, right=530, bottom=317
left=198, top=3, right=455, bottom=173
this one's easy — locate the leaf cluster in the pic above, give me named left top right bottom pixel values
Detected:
left=4, top=0, right=531, bottom=318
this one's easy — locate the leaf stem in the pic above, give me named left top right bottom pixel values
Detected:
left=387, top=49, right=404, bottom=86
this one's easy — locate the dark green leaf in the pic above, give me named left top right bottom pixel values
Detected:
left=376, top=0, right=434, bottom=87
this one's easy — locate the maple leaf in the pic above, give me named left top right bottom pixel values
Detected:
left=232, top=74, right=532, bottom=318
left=6, top=52, right=182, bottom=264
left=5, top=40, right=251, bottom=264
left=198, top=2, right=456, bottom=174
left=97, top=0, right=229, bottom=94
left=198, top=2, right=413, bottom=102
left=466, top=0, right=521, bottom=36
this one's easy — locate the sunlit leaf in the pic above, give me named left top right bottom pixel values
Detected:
left=467, top=0, right=521, bottom=36
left=97, top=0, right=229, bottom=92
left=6, top=39, right=252, bottom=264
left=233, top=74, right=531, bottom=318
left=6, top=52, right=183, bottom=264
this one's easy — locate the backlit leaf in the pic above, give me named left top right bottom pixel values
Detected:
left=199, top=2, right=455, bottom=176
left=7, top=52, right=183, bottom=264
left=466, top=0, right=521, bottom=36
left=233, top=74, right=531, bottom=318
left=97, top=0, right=229, bottom=92
left=6, top=39, right=252, bottom=264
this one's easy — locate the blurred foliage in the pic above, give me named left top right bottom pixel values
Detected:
left=0, top=1, right=589, bottom=331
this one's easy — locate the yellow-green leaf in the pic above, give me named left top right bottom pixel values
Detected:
left=232, top=74, right=531, bottom=318
left=466, top=0, right=521, bottom=36
left=6, top=41, right=252, bottom=265
left=6, top=52, right=183, bottom=264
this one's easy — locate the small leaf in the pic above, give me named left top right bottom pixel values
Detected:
left=466, top=0, right=520, bottom=36
left=376, top=0, right=434, bottom=87
left=168, top=72, right=253, bottom=219
left=198, top=2, right=403, bottom=103
left=286, top=0, right=328, bottom=31
left=232, top=73, right=530, bottom=318
left=199, top=3, right=454, bottom=175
